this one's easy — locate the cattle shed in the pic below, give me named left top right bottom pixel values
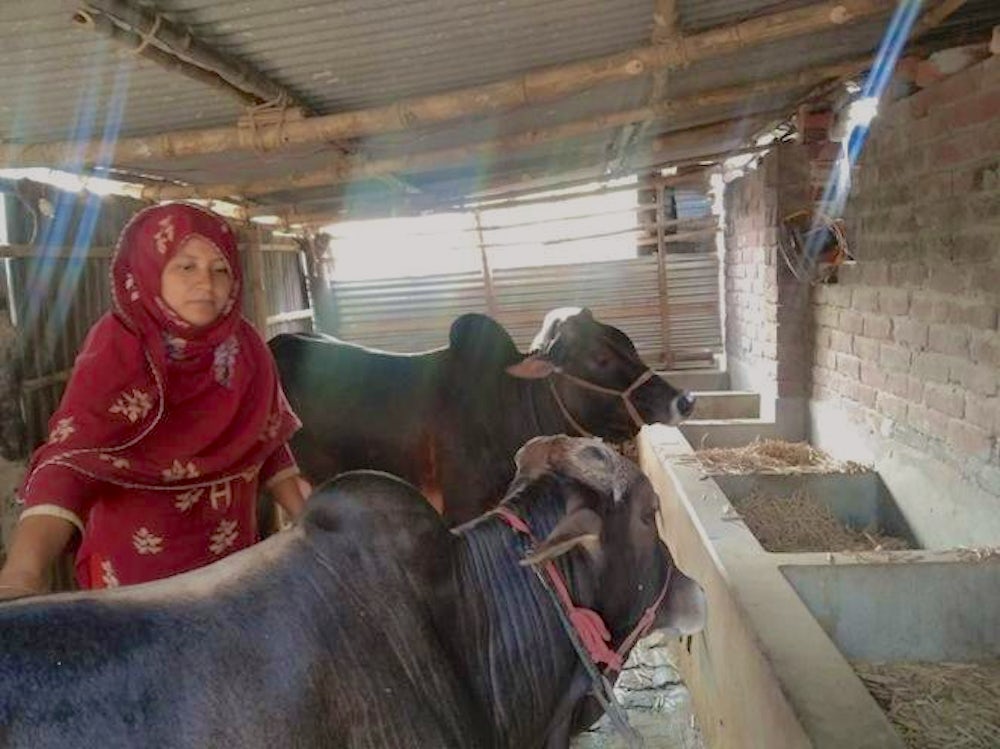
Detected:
left=2, top=1, right=1000, bottom=747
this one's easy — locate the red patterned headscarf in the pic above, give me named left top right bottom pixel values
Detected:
left=21, top=202, right=300, bottom=496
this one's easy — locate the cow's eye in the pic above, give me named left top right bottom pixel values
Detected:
left=595, top=355, right=611, bottom=369
left=641, top=508, right=656, bottom=526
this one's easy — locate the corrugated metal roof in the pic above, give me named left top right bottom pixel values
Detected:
left=2, top=0, right=998, bottom=215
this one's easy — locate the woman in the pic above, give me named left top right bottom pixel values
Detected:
left=0, top=202, right=305, bottom=599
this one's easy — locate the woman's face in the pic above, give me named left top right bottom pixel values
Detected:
left=160, top=236, right=234, bottom=327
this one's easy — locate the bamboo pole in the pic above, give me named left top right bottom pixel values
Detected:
left=256, top=136, right=773, bottom=227
left=655, top=184, right=673, bottom=367
left=80, top=0, right=307, bottom=109
left=915, top=0, right=968, bottom=35
left=76, top=2, right=419, bottom=194
left=141, top=53, right=854, bottom=203
left=610, top=0, right=679, bottom=172
left=3, top=0, right=891, bottom=167
left=71, top=9, right=260, bottom=107
left=473, top=211, right=499, bottom=319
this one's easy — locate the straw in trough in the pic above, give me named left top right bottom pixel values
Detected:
left=680, top=438, right=870, bottom=475
left=733, top=490, right=910, bottom=553
left=854, top=660, right=1000, bottom=748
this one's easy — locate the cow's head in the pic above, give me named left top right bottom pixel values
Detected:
left=506, top=435, right=705, bottom=647
left=505, top=308, right=696, bottom=439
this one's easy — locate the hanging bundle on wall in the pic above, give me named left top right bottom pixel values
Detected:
left=777, top=210, right=854, bottom=284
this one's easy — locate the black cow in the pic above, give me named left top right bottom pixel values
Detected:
left=270, top=307, right=696, bottom=524
left=0, top=436, right=705, bottom=749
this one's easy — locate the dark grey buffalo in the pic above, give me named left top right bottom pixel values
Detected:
left=269, top=307, right=696, bottom=524
left=0, top=435, right=705, bottom=749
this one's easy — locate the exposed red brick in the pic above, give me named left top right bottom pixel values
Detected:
left=839, top=310, right=865, bottom=335
left=860, top=360, right=887, bottom=389
left=946, top=419, right=993, bottom=458
left=925, top=383, right=966, bottom=418
left=836, top=354, right=861, bottom=380
left=852, top=288, right=880, bottom=313
left=947, top=89, right=1000, bottom=130
left=912, top=352, right=952, bottom=384
left=964, top=394, right=999, bottom=435
left=950, top=361, right=999, bottom=397
left=863, top=314, right=893, bottom=341
left=878, top=288, right=910, bottom=316
left=830, top=329, right=854, bottom=354
left=893, top=319, right=929, bottom=349
left=971, top=332, right=1000, bottom=368
left=880, top=343, right=912, bottom=372
left=876, top=392, right=908, bottom=422
left=928, top=324, right=970, bottom=357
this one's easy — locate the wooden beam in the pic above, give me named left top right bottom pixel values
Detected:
left=915, top=0, right=968, bottom=35
left=3, top=0, right=892, bottom=167
left=609, top=0, right=680, bottom=173
left=80, top=0, right=308, bottom=109
left=141, top=57, right=857, bottom=202
left=71, top=8, right=259, bottom=107
left=75, top=2, right=421, bottom=194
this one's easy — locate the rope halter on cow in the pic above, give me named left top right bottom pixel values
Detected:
left=547, top=369, right=656, bottom=439
left=493, top=505, right=671, bottom=749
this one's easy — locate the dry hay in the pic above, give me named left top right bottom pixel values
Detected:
left=680, top=438, right=870, bottom=475
left=854, top=660, right=1000, bottom=748
left=733, top=490, right=911, bottom=553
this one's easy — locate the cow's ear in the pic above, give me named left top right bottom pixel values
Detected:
left=505, top=353, right=557, bottom=379
left=653, top=570, right=706, bottom=637
left=520, top=506, right=603, bottom=566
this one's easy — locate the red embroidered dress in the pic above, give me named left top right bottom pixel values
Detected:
left=17, top=203, right=301, bottom=589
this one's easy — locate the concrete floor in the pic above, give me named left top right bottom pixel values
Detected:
left=571, top=633, right=703, bottom=749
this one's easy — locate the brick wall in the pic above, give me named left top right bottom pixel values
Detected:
left=725, top=143, right=813, bottom=424
left=810, top=53, right=1000, bottom=500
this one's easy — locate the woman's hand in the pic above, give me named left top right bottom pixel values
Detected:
left=0, top=515, right=76, bottom=600
left=270, top=474, right=311, bottom=521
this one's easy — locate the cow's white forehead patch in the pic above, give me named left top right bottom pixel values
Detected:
left=530, top=306, right=584, bottom=352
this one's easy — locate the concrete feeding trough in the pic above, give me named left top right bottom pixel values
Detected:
left=638, top=424, right=1000, bottom=749
left=713, top=473, right=919, bottom=553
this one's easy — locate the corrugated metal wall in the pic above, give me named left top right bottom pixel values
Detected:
left=331, top=254, right=721, bottom=367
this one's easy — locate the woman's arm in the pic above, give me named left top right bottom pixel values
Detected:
left=269, top=474, right=309, bottom=520
left=0, top=515, right=76, bottom=600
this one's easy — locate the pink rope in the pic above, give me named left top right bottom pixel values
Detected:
left=494, top=506, right=625, bottom=671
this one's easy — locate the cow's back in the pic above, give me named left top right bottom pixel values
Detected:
left=0, top=493, right=488, bottom=749
left=269, top=333, right=448, bottom=486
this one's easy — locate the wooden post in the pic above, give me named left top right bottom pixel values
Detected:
left=655, top=184, right=673, bottom=368
left=245, top=228, right=270, bottom=336
left=474, top=211, right=499, bottom=318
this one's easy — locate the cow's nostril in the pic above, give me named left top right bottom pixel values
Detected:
left=677, top=392, right=696, bottom=417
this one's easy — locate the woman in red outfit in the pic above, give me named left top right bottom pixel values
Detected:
left=0, top=202, right=305, bottom=599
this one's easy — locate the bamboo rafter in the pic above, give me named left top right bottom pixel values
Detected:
left=2, top=0, right=893, bottom=167
left=608, top=0, right=680, bottom=173
left=257, top=116, right=776, bottom=227
left=140, top=57, right=859, bottom=202
left=78, top=0, right=308, bottom=109
left=73, top=1, right=420, bottom=195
